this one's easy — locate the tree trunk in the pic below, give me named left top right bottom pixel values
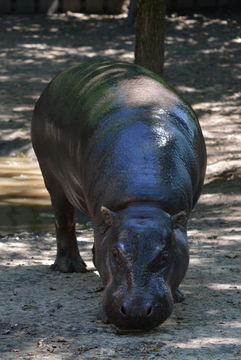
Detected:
left=134, top=0, right=166, bottom=76
left=127, top=0, right=137, bottom=24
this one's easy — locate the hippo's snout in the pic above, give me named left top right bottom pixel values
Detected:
left=104, top=290, right=173, bottom=331
left=120, top=301, right=154, bottom=318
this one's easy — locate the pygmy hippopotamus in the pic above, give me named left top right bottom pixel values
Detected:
left=31, top=59, right=206, bottom=331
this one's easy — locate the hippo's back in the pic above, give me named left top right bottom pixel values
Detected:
left=32, top=59, right=206, bottom=217
left=34, top=59, right=198, bottom=134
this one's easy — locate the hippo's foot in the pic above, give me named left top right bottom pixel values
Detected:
left=50, top=255, right=88, bottom=273
left=173, top=288, right=185, bottom=303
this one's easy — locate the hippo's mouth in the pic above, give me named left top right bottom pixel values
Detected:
left=107, top=307, right=172, bottom=331
left=102, top=296, right=174, bottom=331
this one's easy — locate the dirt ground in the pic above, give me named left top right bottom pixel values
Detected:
left=0, top=9, right=241, bottom=360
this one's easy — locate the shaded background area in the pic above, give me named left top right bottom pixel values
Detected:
left=0, top=0, right=240, bottom=15
left=0, top=5, right=241, bottom=360
left=0, top=9, right=240, bottom=159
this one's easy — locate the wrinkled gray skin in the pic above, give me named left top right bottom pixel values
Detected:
left=31, top=59, right=206, bottom=331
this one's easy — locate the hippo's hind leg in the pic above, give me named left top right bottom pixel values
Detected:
left=41, top=167, right=87, bottom=273
left=51, top=197, right=88, bottom=273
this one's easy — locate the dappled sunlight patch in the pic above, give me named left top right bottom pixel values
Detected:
left=232, top=37, right=241, bottom=43
left=13, top=106, right=33, bottom=112
left=188, top=254, right=225, bottom=270
left=172, top=336, right=241, bottom=349
left=0, top=75, right=10, bottom=81
left=166, top=35, right=198, bottom=45
left=0, top=156, right=50, bottom=206
left=188, top=256, right=203, bottom=265
left=0, top=230, right=94, bottom=264
left=176, top=85, right=198, bottom=93
left=19, top=43, right=49, bottom=50
left=15, top=43, right=110, bottom=62
left=1, top=128, right=30, bottom=142
left=206, top=309, right=221, bottom=315
left=6, top=22, right=43, bottom=33
left=207, top=283, right=241, bottom=291
left=195, top=100, right=241, bottom=115
left=219, top=229, right=241, bottom=242
left=220, top=321, right=241, bottom=329
left=119, top=53, right=134, bottom=61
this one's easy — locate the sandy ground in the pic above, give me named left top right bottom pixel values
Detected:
left=0, top=9, right=241, bottom=360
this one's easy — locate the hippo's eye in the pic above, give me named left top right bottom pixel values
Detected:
left=112, top=247, right=119, bottom=258
left=149, top=250, right=169, bottom=273
left=112, top=247, right=122, bottom=265
left=161, top=251, right=169, bottom=263
left=157, top=251, right=169, bottom=267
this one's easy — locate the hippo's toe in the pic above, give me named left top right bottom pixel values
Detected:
left=50, top=255, right=88, bottom=273
left=173, top=288, right=185, bottom=303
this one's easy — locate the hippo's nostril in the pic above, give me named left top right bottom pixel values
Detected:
left=146, top=305, right=153, bottom=316
left=120, top=303, right=154, bottom=318
left=120, top=305, right=127, bottom=316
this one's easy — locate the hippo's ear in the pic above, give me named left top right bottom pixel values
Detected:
left=171, top=211, right=187, bottom=229
left=101, top=206, right=116, bottom=227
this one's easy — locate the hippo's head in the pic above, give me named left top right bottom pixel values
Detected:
left=94, top=203, right=189, bottom=331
